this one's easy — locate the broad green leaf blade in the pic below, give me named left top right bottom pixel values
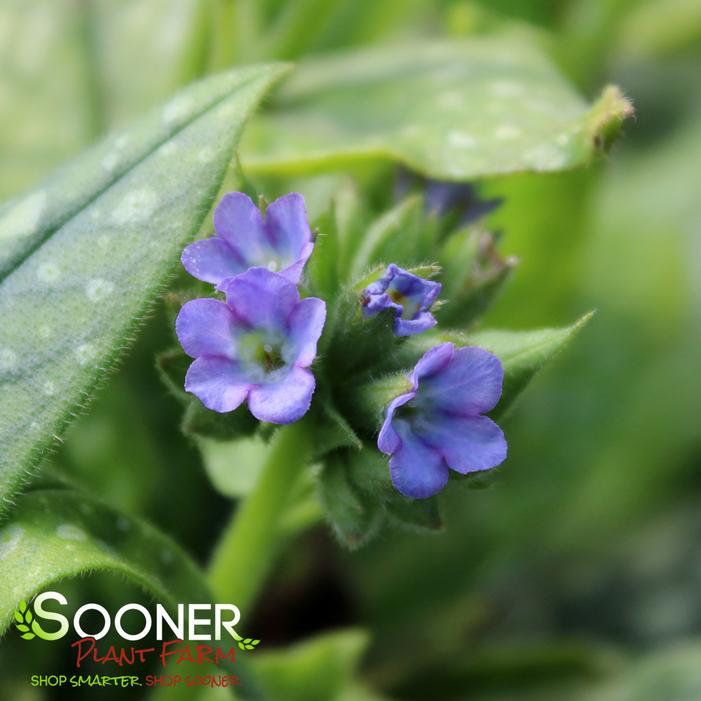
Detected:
left=0, top=64, right=288, bottom=515
left=241, top=38, right=633, bottom=180
left=469, top=312, right=594, bottom=419
left=252, top=629, right=370, bottom=701
left=0, top=489, right=209, bottom=631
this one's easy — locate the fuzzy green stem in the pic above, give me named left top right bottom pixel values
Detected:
left=207, top=420, right=312, bottom=611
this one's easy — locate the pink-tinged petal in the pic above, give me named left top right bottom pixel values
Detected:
left=185, top=356, right=250, bottom=413
left=176, top=299, right=238, bottom=359
left=181, top=238, right=245, bottom=285
left=221, top=268, right=299, bottom=331
left=248, top=367, right=315, bottom=424
left=389, top=419, right=448, bottom=499
left=419, top=346, right=503, bottom=415
left=213, top=192, right=268, bottom=263
left=415, top=414, right=507, bottom=473
left=265, top=193, right=312, bottom=259
left=286, top=297, right=326, bottom=367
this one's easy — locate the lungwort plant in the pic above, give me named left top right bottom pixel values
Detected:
left=0, top=26, right=631, bottom=700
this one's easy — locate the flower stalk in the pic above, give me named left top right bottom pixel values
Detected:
left=207, top=420, right=312, bottom=611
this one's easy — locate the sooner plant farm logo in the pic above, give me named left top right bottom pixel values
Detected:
left=14, top=592, right=259, bottom=649
left=13, top=592, right=261, bottom=690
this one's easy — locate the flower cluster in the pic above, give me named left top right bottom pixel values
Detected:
left=176, top=194, right=324, bottom=424
left=174, top=189, right=507, bottom=502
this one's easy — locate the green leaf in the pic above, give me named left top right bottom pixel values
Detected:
left=13, top=610, right=22, bottom=624
left=241, top=38, right=633, bottom=180
left=20, top=632, right=34, bottom=640
left=0, top=63, right=288, bottom=516
left=252, top=629, right=370, bottom=701
left=181, top=398, right=258, bottom=442
left=349, top=195, right=434, bottom=281
left=0, top=489, right=211, bottom=633
left=469, top=312, right=594, bottom=419
left=384, top=495, right=443, bottom=533
left=312, top=393, right=363, bottom=460
left=197, top=435, right=270, bottom=498
left=318, top=455, right=383, bottom=550
left=15, top=623, right=29, bottom=633
left=438, top=228, right=516, bottom=328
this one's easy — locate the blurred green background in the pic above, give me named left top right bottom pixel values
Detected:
left=1, top=1, right=700, bottom=700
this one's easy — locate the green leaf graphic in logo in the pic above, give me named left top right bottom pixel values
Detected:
left=14, top=599, right=35, bottom=640
left=13, top=599, right=51, bottom=641
left=231, top=629, right=262, bottom=651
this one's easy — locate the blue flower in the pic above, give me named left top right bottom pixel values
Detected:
left=378, top=343, right=507, bottom=498
left=181, top=192, right=314, bottom=286
left=362, top=264, right=441, bottom=336
left=176, top=268, right=325, bottom=424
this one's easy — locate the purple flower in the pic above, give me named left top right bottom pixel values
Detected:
left=176, top=268, right=326, bottom=424
left=378, top=343, right=507, bottom=499
left=181, top=192, right=314, bottom=286
left=361, top=264, right=441, bottom=336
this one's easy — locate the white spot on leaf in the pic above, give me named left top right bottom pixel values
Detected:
left=86, top=278, right=114, bottom=302
left=112, top=189, right=158, bottom=225
left=490, top=81, right=524, bottom=98
left=0, top=525, right=23, bottom=559
left=102, top=151, right=120, bottom=172
left=159, top=141, right=178, bottom=157
left=37, top=262, right=60, bottom=282
left=448, top=131, right=477, bottom=149
left=0, top=348, right=17, bottom=370
left=75, top=343, right=97, bottom=366
left=163, top=95, right=193, bottom=125
left=0, top=191, right=46, bottom=242
left=495, top=125, right=521, bottom=141
left=196, top=147, right=216, bottom=163
left=56, top=524, right=87, bottom=541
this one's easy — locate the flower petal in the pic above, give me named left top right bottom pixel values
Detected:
left=176, top=299, right=238, bottom=359
left=377, top=390, right=415, bottom=454
left=185, top=356, right=250, bottom=413
left=213, top=192, right=269, bottom=263
left=279, top=240, right=315, bottom=283
left=221, top=268, right=299, bottom=331
left=389, top=419, right=448, bottom=499
left=286, top=296, right=326, bottom=367
left=181, top=238, right=245, bottom=285
left=415, top=414, right=507, bottom=473
left=410, top=342, right=454, bottom=386
left=386, top=264, right=442, bottom=313
left=265, top=193, right=312, bottom=260
left=394, top=311, right=437, bottom=336
left=248, top=367, right=315, bottom=424
left=418, top=346, right=503, bottom=415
